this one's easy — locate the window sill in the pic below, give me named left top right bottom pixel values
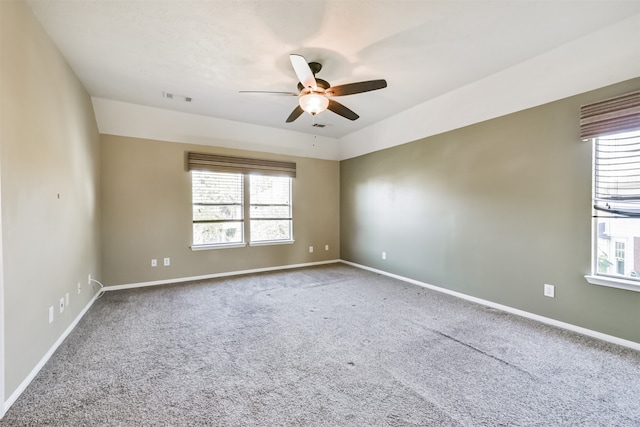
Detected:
left=584, top=275, right=640, bottom=292
left=190, top=240, right=295, bottom=251
left=250, top=239, right=295, bottom=247
left=191, top=243, right=247, bottom=251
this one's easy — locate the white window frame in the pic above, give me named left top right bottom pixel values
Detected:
left=191, top=171, right=246, bottom=250
left=585, top=130, right=640, bottom=292
left=248, top=174, right=294, bottom=246
left=191, top=171, right=294, bottom=250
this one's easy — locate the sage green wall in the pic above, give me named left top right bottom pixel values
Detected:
left=100, top=135, right=340, bottom=286
left=1, top=0, right=101, bottom=397
left=341, top=78, right=640, bottom=344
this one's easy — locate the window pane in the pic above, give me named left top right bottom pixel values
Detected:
left=594, top=132, right=640, bottom=202
left=193, top=222, right=243, bottom=245
left=250, top=220, right=291, bottom=242
left=250, top=205, right=291, bottom=219
left=250, top=175, right=292, bottom=242
left=596, top=217, right=640, bottom=279
left=192, top=171, right=244, bottom=245
left=192, top=171, right=243, bottom=205
left=593, top=130, right=640, bottom=282
left=250, top=175, right=291, bottom=205
left=193, top=205, right=242, bottom=221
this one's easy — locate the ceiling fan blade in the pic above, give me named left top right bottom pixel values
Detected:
left=286, top=105, right=304, bottom=123
left=325, top=79, right=387, bottom=97
left=239, top=91, right=298, bottom=96
left=290, top=54, right=317, bottom=91
left=327, top=99, right=359, bottom=121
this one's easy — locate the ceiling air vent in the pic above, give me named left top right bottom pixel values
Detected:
left=163, top=92, right=192, bottom=102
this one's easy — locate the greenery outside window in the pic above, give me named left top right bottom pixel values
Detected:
left=192, top=171, right=244, bottom=246
left=250, top=175, right=292, bottom=243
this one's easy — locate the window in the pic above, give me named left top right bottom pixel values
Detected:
left=581, top=90, right=640, bottom=291
left=192, top=171, right=244, bottom=246
left=250, top=175, right=292, bottom=242
left=187, top=152, right=296, bottom=249
left=590, top=130, right=640, bottom=287
left=614, top=241, right=626, bottom=275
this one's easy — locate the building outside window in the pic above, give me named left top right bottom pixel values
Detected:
left=592, top=130, right=640, bottom=283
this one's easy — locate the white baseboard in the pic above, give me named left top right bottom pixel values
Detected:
left=103, top=259, right=342, bottom=292
left=2, top=259, right=340, bottom=418
left=6, top=258, right=636, bottom=419
left=341, top=260, right=640, bottom=352
left=4, top=290, right=103, bottom=414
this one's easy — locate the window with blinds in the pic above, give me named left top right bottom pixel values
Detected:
left=192, top=171, right=244, bottom=246
left=592, top=130, right=640, bottom=281
left=582, top=89, right=640, bottom=286
left=188, top=152, right=296, bottom=248
left=594, top=131, right=640, bottom=215
left=250, top=175, right=292, bottom=242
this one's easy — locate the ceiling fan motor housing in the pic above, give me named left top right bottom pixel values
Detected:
left=297, top=78, right=330, bottom=93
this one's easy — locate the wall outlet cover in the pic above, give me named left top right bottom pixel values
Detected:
left=544, top=284, right=555, bottom=298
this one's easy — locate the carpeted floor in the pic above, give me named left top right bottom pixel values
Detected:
left=3, top=264, right=640, bottom=426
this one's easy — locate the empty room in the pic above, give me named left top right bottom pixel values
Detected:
left=1, top=0, right=640, bottom=424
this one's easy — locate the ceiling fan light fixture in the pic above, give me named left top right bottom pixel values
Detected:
left=299, top=92, right=329, bottom=115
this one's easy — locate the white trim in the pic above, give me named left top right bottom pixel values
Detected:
left=93, top=98, right=341, bottom=161
left=0, top=152, right=4, bottom=419
left=249, top=240, right=295, bottom=247
left=585, top=275, right=640, bottom=292
left=102, top=260, right=341, bottom=292
left=342, top=260, right=640, bottom=352
left=6, top=259, right=636, bottom=419
left=4, top=291, right=102, bottom=413
left=190, top=243, right=247, bottom=251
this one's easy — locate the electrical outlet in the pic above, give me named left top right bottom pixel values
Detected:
left=309, top=246, right=314, bottom=253
left=544, top=284, right=555, bottom=298
left=59, top=297, right=65, bottom=314
left=49, top=306, right=54, bottom=324
left=77, top=282, right=81, bottom=295
left=151, top=259, right=157, bottom=267
left=88, top=274, right=92, bottom=286
left=382, top=251, right=387, bottom=260
left=164, top=257, right=170, bottom=266
left=325, top=245, right=329, bottom=251
left=65, top=293, right=70, bottom=307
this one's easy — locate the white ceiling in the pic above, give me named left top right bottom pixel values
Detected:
left=26, top=0, right=640, bottom=144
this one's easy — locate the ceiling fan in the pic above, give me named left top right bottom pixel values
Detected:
left=240, top=54, right=387, bottom=123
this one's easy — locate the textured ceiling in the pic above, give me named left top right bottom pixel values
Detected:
left=27, top=0, right=640, bottom=139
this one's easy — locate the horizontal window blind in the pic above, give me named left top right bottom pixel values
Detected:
left=192, top=170, right=244, bottom=245
left=594, top=131, right=640, bottom=217
left=188, top=152, right=296, bottom=178
left=580, top=90, right=640, bottom=140
left=250, top=175, right=292, bottom=242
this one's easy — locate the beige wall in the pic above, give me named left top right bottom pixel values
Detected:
left=341, top=78, right=640, bottom=344
left=1, top=0, right=101, bottom=398
left=100, top=135, right=340, bottom=286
